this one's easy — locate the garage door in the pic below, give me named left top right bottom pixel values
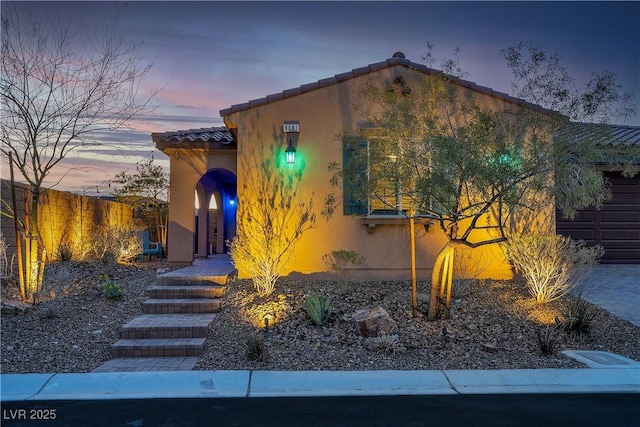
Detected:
left=556, top=172, right=640, bottom=264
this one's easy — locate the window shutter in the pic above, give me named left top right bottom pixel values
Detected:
left=343, top=137, right=368, bottom=215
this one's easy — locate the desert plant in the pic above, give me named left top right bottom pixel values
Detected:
left=58, top=242, right=74, bottom=262
left=323, top=250, right=365, bottom=274
left=536, top=325, right=560, bottom=355
left=243, top=334, right=268, bottom=362
left=100, top=275, right=123, bottom=299
left=304, top=292, right=333, bottom=326
left=366, top=332, right=400, bottom=355
left=228, top=144, right=315, bottom=296
left=91, top=224, right=143, bottom=264
left=0, top=236, right=15, bottom=284
left=451, top=279, right=474, bottom=298
left=506, top=233, right=603, bottom=304
left=449, top=247, right=491, bottom=298
left=558, top=294, right=595, bottom=337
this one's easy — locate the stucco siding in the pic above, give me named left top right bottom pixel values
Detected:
left=224, top=65, right=552, bottom=279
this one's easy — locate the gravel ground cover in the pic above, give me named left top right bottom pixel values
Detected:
left=2, top=261, right=639, bottom=373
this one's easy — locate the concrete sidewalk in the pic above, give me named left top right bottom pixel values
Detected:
left=2, top=366, right=639, bottom=402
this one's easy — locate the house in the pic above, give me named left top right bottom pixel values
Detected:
left=152, top=53, right=638, bottom=279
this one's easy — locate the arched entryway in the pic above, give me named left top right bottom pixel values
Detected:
left=195, top=169, right=237, bottom=256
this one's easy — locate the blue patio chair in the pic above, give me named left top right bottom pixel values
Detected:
left=139, top=230, right=163, bottom=262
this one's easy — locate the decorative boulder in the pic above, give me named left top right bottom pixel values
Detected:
left=353, top=306, right=398, bottom=338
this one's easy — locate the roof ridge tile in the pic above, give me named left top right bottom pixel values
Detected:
left=219, top=54, right=566, bottom=117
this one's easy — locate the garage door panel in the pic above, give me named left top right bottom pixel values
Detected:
left=558, top=230, right=595, bottom=240
left=602, top=249, right=640, bottom=263
left=607, top=174, right=639, bottom=185
left=558, top=211, right=595, bottom=222
left=608, top=195, right=640, bottom=205
left=556, top=172, right=639, bottom=264
left=601, top=230, right=640, bottom=240
left=601, top=212, right=639, bottom=222
left=570, top=211, right=595, bottom=221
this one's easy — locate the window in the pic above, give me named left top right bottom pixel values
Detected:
left=342, top=133, right=413, bottom=216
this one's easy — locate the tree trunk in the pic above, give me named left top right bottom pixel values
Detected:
left=409, top=211, right=417, bottom=317
left=23, top=186, right=45, bottom=302
left=427, top=242, right=456, bottom=321
left=9, top=154, right=26, bottom=301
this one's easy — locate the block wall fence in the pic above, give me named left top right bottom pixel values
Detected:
left=1, top=179, right=134, bottom=262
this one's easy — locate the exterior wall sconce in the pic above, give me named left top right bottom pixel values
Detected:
left=285, top=139, right=296, bottom=164
left=283, top=120, right=300, bottom=164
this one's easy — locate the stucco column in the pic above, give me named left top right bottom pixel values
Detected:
left=167, top=153, right=196, bottom=265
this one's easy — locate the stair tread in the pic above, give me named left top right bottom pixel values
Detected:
left=113, top=338, right=206, bottom=346
left=121, top=314, right=215, bottom=328
left=149, top=285, right=224, bottom=290
left=148, top=286, right=224, bottom=300
left=144, top=298, right=220, bottom=303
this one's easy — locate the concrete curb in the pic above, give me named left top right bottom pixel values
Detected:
left=2, top=368, right=639, bottom=401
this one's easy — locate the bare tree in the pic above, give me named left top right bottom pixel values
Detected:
left=1, top=7, right=158, bottom=300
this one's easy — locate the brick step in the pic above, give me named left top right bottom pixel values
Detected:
left=119, top=314, right=216, bottom=339
left=110, top=338, right=206, bottom=358
left=148, top=285, right=224, bottom=299
left=143, top=298, right=221, bottom=314
left=157, top=274, right=234, bottom=287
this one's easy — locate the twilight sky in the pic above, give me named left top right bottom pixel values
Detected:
left=3, top=1, right=639, bottom=196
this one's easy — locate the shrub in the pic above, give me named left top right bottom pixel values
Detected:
left=228, top=144, right=316, bottom=296
left=322, top=250, right=365, bottom=273
left=536, top=325, right=560, bottom=355
left=91, top=224, right=143, bottom=264
left=100, top=275, right=123, bottom=299
left=304, top=292, right=333, bottom=326
left=0, top=237, right=15, bottom=284
left=558, top=294, right=595, bottom=337
left=451, top=278, right=474, bottom=298
left=243, top=334, right=268, bottom=362
left=366, top=332, right=400, bottom=355
left=58, top=242, right=74, bottom=262
left=505, top=233, right=603, bottom=304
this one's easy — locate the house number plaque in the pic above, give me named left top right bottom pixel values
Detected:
left=283, top=121, right=300, bottom=133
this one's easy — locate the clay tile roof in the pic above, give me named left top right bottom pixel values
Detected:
left=219, top=53, right=558, bottom=117
left=151, top=127, right=234, bottom=145
left=557, top=123, right=640, bottom=147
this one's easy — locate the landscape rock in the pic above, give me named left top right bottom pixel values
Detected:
left=3, top=260, right=640, bottom=374
left=483, top=343, right=499, bottom=353
left=1, top=300, right=32, bottom=315
left=353, top=306, right=398, bottom=338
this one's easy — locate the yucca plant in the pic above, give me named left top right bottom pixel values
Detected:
left=559, top=294, right=595, bottom=337
left=536, top=325, right=560, bottom=355
left=100, top=275, right=123, bottom=299
left=243, top=334, right=268, bottom=362
left=304, top=292, right=333, bottom=326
